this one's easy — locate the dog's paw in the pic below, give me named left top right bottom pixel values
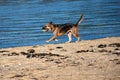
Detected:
left=75, top=40, right=81, bottom=43
left=54, top=39, right=58, bottom=42
left=66, top=41, right=71, bottom=43
left=46, top=40, right=50, bottom=43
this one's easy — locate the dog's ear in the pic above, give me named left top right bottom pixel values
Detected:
left=49, top=21, right=53, bottom=24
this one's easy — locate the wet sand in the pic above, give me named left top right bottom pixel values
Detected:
left=0, top=37, right=120, bottom=80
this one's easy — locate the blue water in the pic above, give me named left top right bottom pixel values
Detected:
left=0, top=0, right=120, bottom=48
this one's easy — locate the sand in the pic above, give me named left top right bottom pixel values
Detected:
left=0, top=37, right=120, bottom=80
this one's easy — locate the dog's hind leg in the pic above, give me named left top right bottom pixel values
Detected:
left=73, top=33, right=80, bottom=42
left=72, top=28, right=80, bottom=42
left=66, top=32, right=72, bottom=43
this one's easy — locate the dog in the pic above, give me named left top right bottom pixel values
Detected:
left=42, top=13, right=84, bottom=43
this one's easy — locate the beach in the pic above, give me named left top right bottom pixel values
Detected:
left=0, top=37, right=120, bottom=80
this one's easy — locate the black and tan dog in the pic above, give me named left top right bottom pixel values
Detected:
left=42, top=13, right=84, bottom=43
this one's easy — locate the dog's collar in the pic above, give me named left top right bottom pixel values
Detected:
left=51, top=24, right=57, bottom=32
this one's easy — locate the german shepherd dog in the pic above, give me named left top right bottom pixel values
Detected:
left=42, top=13, right=84, bottom=43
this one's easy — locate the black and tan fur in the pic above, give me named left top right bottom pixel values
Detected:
left=42, top=13, right=84, bottom=43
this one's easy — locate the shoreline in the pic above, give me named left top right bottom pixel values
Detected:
left=0, top=37, right=120, bottom=80
left=0, top=36, right=120, bottom=49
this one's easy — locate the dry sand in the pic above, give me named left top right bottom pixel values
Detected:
left=0, top=37, right=120, bottom=80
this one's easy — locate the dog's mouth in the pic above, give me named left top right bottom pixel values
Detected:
left=42, top=27, right=49, bottom=32
left=42, top=29, right=48, bottom=32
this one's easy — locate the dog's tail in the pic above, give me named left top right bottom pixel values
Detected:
left=75, top=13, right=84, bottom=26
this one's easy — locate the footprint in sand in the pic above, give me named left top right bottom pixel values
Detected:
left=0, top=50, right=9, bottom=53
left=109, top=43, right=120, bottom=47
left=98, top=44, right=107, bottom=48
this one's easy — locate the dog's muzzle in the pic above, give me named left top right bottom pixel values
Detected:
left=42, top=27, right=49, bottom=32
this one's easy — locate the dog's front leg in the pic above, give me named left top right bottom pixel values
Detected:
left=46, top=36, right=57, bottom=43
